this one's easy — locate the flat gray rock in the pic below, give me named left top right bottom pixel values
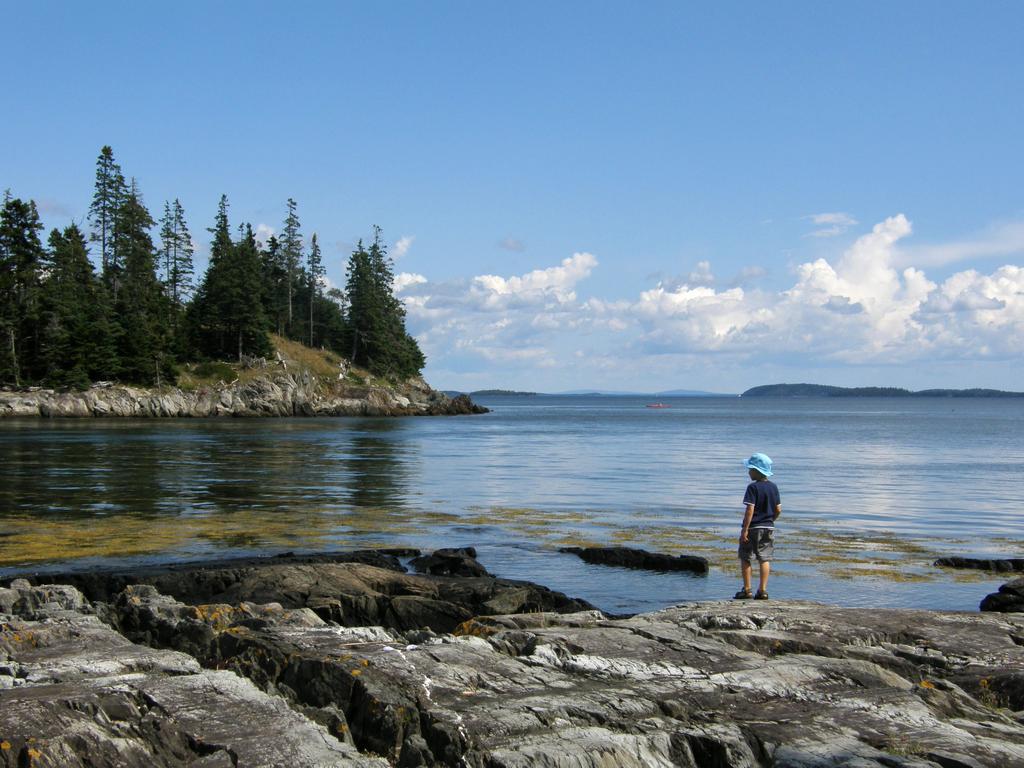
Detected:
left=172, top=594, right=1024, bottom=766
left=5, top=576, right=1024, bottom=767
left=0, top=582, right=385, bottom=767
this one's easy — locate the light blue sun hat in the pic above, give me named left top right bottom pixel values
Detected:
left=744, top=453, right=774, bottom=477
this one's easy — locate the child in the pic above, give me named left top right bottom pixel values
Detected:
left=734, top=452, right=781, bottom=600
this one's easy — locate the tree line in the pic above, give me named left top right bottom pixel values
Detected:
left=0, top=146, right=424, bottom=389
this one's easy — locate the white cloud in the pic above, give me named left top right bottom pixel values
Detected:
left=470, top=252, right=597, bottom=308
left=254, top=223, right=275, bottom=247
left=804, top=211, right=858, bottom=238
left=402, top=220, right=1024, bottom=389
left=393, top=235, right=415, bottom=260
left=394, top=272, right=427, bottom=293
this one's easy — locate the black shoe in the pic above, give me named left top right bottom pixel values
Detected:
left=754, top=590, right=769, bottom=600
left=733, top=589, right=753, bottom=599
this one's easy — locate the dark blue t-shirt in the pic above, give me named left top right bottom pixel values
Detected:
left=743, top=480, right=780, bottom=529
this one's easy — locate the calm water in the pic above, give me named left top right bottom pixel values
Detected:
left=1, top=396, right=1022, bottom=612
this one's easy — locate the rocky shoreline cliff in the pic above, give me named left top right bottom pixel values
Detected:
left=0, top=370, right=486, bottom=419
left=3, top=551, right=1023, bottom=767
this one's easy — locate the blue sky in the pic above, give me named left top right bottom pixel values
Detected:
left=4, top=2, right=1024, bottom=392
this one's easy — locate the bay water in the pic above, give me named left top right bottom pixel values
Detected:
left=1, top=395, right=1021, bottom=613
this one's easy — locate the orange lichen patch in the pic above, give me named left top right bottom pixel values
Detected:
left=453, top=619, right=498, bottom=638
left=0, top=741, right=10, bottom=751
left=919, top=680, right=936, bottom=689
left=350, top=669, right=362, bottom=676
left=2, top=630, right=38, bottom=648
left=190, top=604, right=241, bottom=631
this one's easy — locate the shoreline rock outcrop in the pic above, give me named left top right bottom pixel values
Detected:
left=981, top=576, right=1024, bottom=613
left=4, top=553, right=1024, bottom=767
left=22, top=552, right=596, bottom=634
left=936, top=556, right=1024, bottom=573
left=0, top=372, right=487, bottom=418
left=560, top=545, right=710, bottom=574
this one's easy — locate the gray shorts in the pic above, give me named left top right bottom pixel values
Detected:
left=739, top=528, right=775, bottom=564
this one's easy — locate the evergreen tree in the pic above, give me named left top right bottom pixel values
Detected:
left=159, top=201, right=173, bottom=280
left=112, top=180, right=173, bottom=385
left=306, top=232, right=324, bottom=347
left=279, top=198, right=302, bottom=331
left=344, top=239, right=373, bottom=364
left=367, top=227, right=424, bottom=377
left=319, top=287, right=349, bottom=353
left=345, top=227, right=424, bottom=378
left=260, top=234, right=288, bottom=335
left=88, top=146, right=127, bottom=276
left=39, top=225, right=118, bottom=387
left=187, top=195, right=232, bottom=357
left=158, top=198, right=194, bottom=307
left=227, top=224, right=273, bottom=359
left=188, top=198, right=271, bottom=360
left=0, top=193, right=45, bottom=385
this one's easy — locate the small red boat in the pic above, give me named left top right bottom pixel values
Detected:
left=645, top=403, right=671, bottom=408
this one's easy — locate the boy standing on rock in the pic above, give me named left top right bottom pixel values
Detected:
left=735, top=453, right=781, bottom=600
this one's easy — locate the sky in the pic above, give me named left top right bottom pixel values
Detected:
left=4, top=2, right=1024, bottom=393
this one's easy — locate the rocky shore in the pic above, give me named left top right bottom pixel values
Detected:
left=3, top=551, right=1024, bottom=767
left=0, top=371, right=486, bottom=418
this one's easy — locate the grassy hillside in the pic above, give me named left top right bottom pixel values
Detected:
left=176, top=335, right=384, bottom=391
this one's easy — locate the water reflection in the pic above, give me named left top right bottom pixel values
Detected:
left=0, top=418, right=420, bottom=567
left=340, top=421, right=413, bottom=510
left=1, top=398, right=1022, bottom=613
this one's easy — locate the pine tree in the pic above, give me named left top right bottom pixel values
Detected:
left=112, top=180, right=173, bottom=385
left=169, top=199, right=194, bottom=305
left=188, top=198, right=271, bottom=360
left=229, top=224, right=273, bottom=359
left=187, top=195, right=232, bottom=357
left=0, top=193, right=45, bottom=385
left=158, top=199, right=195, bottom=359
left=88, top=146, right=127, bottom=276
left=159, top=201, right=174, bottom=283
left=39, top=225, right=117, bottom=387
left=158, top=200, right=195, bottom=304
left=321, top=287, right=350, bottom=353
left=344, top=227, right=424, bottom=378
left=368, top=227, right=424, bottom=377
left=307, top=232, right=324, bottom=347
left=260, top=234, right=288, bottom=335
left=279, top=198, right=302, bottom=332
left=344, top=239, right=374, bottom=365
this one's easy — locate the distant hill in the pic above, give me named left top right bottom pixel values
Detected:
left=742, top=383, right=1024, bottom=398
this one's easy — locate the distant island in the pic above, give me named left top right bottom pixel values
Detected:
left=742, top=383, right=1024, bottom=398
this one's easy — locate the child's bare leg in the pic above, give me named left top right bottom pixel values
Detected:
left=741, top=561, right=752, bottom=591
left=758, top=561, right=770, bottom=593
